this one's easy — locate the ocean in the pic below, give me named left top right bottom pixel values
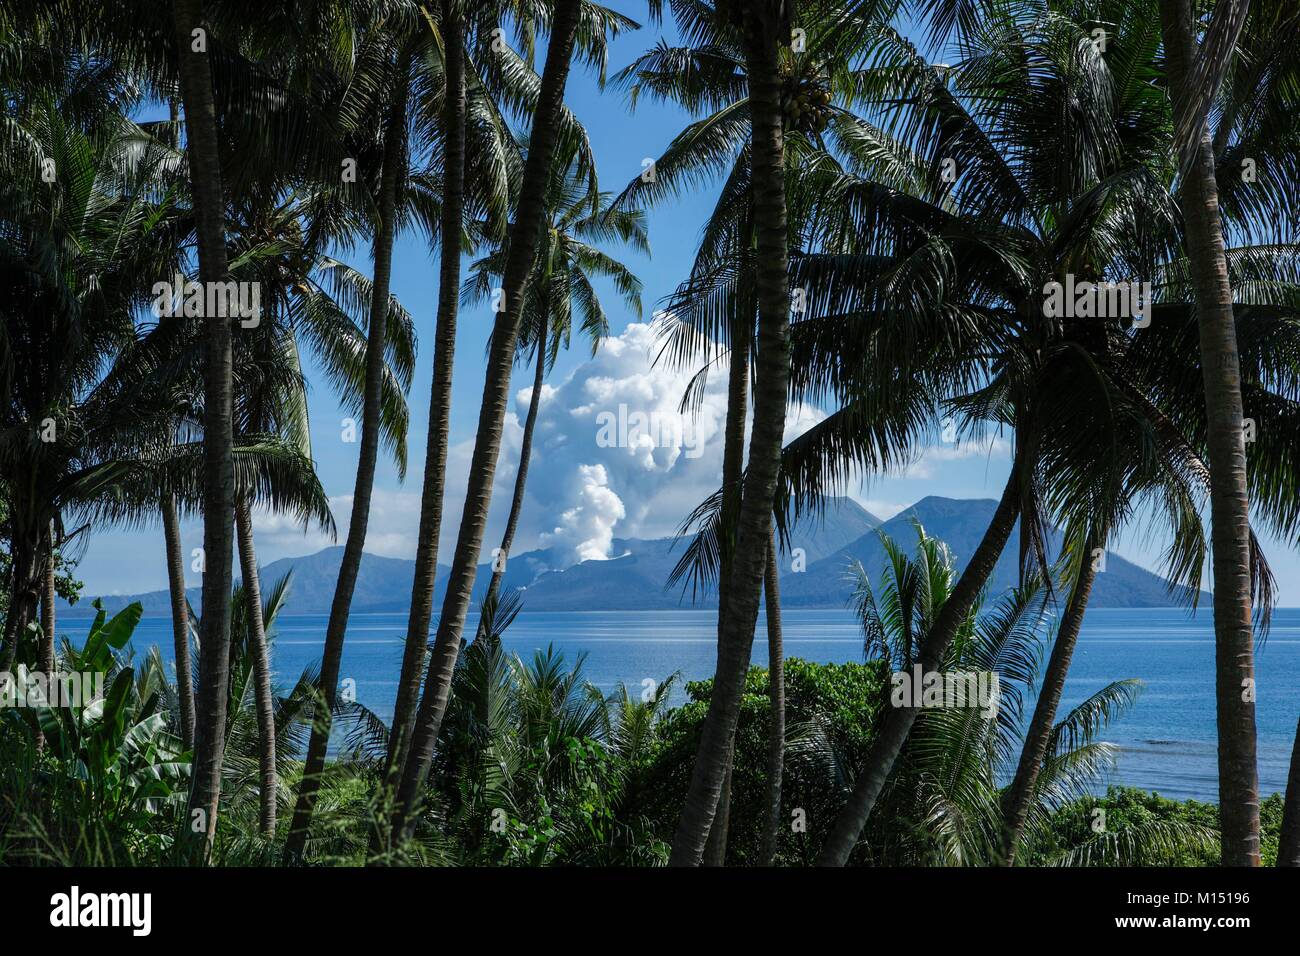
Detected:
left=104, top=605, right=1300, bottom=803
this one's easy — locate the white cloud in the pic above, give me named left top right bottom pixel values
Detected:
left=538, top=463, right=627, bottom=565
left=856, top=498, right=909, bottom=521
left=247, top=321, right=897, bottom=570
left=895, top=434, right=1012, bottom=480
left=511, top=320, right=730, bottom=558
left=509, top=320, right=834, bottom=562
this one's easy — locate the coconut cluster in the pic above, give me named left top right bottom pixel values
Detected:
left=782, top=81, right=832, bottom=134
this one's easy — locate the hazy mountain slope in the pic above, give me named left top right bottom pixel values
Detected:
left=67, top=496, right=1202, bottom=614
left=779, top=496, right=1206, bottom=608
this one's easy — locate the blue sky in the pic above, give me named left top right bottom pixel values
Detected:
left=76, top=2, right=1300, bottom=605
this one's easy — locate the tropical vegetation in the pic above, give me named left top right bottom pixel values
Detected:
left=2, top=0, right=1299, bottom=870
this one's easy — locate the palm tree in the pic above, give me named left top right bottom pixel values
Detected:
left=1159, top=0, right=1260, bottom=866
left=644, top=2, right=1282, bottom=861
left=231, top=496, right=277, bottom=837
left=611, top=0, right=896, bottom=863
left=380, top=0, right=474, bottom=823
left=998, top=523, right=1104, bottom=863
left=382, top=0, right=617, bottom=805
left=170, top=0, right=238, bottom=858
left=758, top=527, right=784, bottom=866
left=761, top=0, right=1300, bottom=862
left=667, top=0, right=804, bottom=867
left=465, top=152, right=647, bottom=626
left=224, top=175, right=415, bottom=839
left=5, top=0, right=412, bottom=856
left=0, top=37, right=172, bottom=668
left=160, top=494, right=196, bottom=749
left=392, top=0, right=623, bottom=841
left=176, top=568, right=328, bottom=856
left=822, top=525, right=1196, bottom=865
left=284, top=39, right=415, bottom=860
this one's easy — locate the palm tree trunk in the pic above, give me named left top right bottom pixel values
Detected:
left=235, top=496, right=277, bottom=838
left=1160, top=0, right=1260, bottom=867
left=477, top=307, right=549, bottom=632
left=32, top=523, right=55, bottom=750
left=999, top=524, right=1103, bottom=865
left=816, top=449, right=1025, bottom=865
left=39, top=522, right=56, bottom=676
left=669, top=5, right=794, bottom=866
left=286, top=59, right=409, bottom=861
left=702, top=313, right=750, bottom=867
left=1278, top=719, right=1300, bottom=865
left=391, top=0, right=585, bottom=841
left=759, top=527, right=784, bottom=866
left=0, top=523, right=37, bottom=674
left=381, top=0, right=467, bottom=816
left=162, top=494, right=196, bottom=750
left=703, top=766, right=734, bottom=866
left=172, top=0, right=236, bottom=859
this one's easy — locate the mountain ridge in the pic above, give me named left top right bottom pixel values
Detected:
left=64, top=496, right=1207, bottom=615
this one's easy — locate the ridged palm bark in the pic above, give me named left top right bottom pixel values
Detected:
left=999, top=524, right=1103, bottom=865
left=39, top=522, right=55, bottom=675
left=234, top=495, right=277, bottom=838
left=1, top=505, right=40, bottom=675
left=758, top=526, right=784, bottom=866
left=36, top=523, right=55, bottom=751
left=162, top=494, right=196, bottom=749
left=382, top=0, right=466, bottom=812
left=391, top=0, right=584, bottom=841
left=285, top=58, right=410, bottom=860
left=702, top=319, right=749, bottom=867
left=816, top=444, right=1026, bottom=865
left=477, top=309, right=549, bottom=619
left=1160, top=0, right=1260, bottom=867
left=172, top=0, right=236, bottom=858
left=670, top=3, right=793, bottom=866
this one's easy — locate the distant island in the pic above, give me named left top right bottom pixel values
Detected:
left=67, top=496, right=1210, bottom=617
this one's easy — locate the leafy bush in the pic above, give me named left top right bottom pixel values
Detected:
left=0, top=601, right=188, bottom=864
left=1026, top=787, right=1288, bottom=867
left=631, top=659, right=887, bottom=865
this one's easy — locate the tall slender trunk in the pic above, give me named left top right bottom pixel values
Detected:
left=816, top=451, right=1024, bottom=865
left=759, top=527, right=784, bottom=866
left=285, top=61, right=409, bottom=861
left=235, top=496, right=277, bottom=838
left=1160, top=0, right=1260, bottom=866
left=162, top=494, right=196, bottom=749
left=477, top=308, right=549, bottom=631
left=32, top=524, right=55, bottom=750
left=669, top=6, right=793, bottom=866
left=0, top=527, right=37, bottom=674
left=391, top=0, right=584, bottom=841
left=39, top=521, right=55, bottom=675
left=173, top=0, right=235, bottom=859
left=703, top=767, right=734, bottom=867
left=1279, top=720, right=1300, bottom=865
left=380, top=0, right=467, bottom=819
left=702, top=315, right=750, bottom=867
left=999, top=525, right=1102, bottom=865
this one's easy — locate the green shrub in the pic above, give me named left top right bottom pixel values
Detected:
left=630, top=658, right=888, bottom=865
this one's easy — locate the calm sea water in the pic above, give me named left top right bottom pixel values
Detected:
left=104, top=606, right=1300, bottom=802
